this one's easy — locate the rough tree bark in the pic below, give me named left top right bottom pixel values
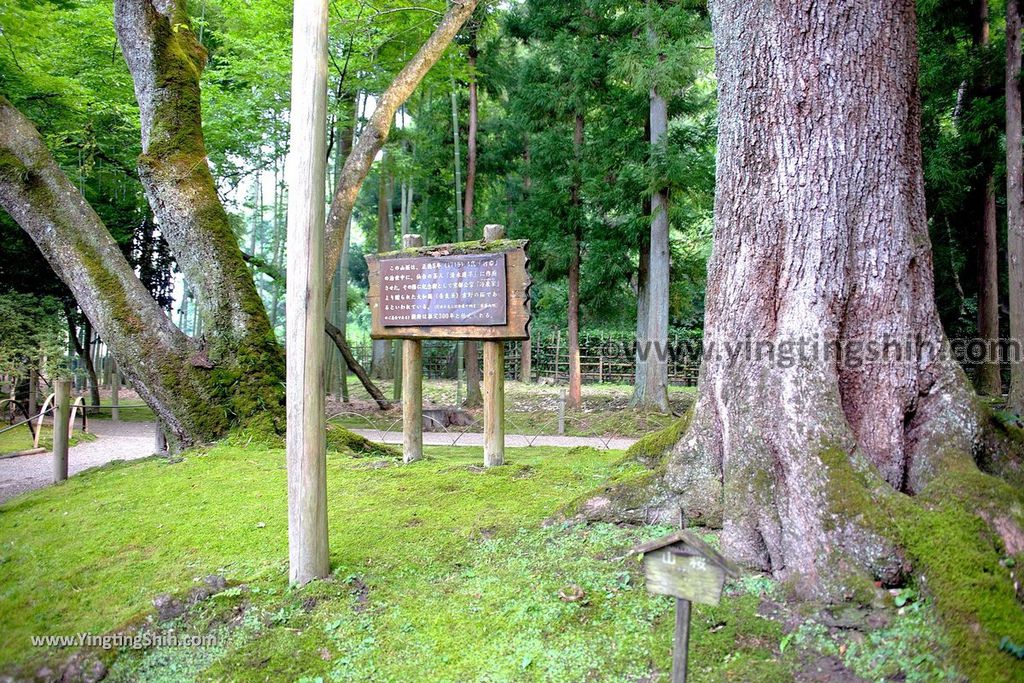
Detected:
left=578, top=9, right=1024, bottom=661
left=1008, top=0, right=1024, bottom=413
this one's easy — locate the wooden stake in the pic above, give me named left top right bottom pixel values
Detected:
left=27, top=369, right=37, bottom=417
left=154, top=420, right=167, bottom=455
left=672, top=598, right=691, bottom=682
left=402, top=233, right=424, bottom=464
left=403, top=339, right=423, bottom=463
left=483, top=340, right=504, bottom=467
left=111, top=362, right=120, bottom=422
left=52, top=379, right=70, bottom=483
left=285, top=0, right=330, bottom=586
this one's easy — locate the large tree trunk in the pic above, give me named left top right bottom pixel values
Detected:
left=691, top=0, right=980, bottom=590
left=1008, top=0, right=1024, bottom=413
left=0, top=97, right=229, bottom=446
left=577, top=9, right=1024, bottom=672
left=586, top=0, right=1018, bottom=599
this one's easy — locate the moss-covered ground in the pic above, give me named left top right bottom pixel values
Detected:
left=0, top=442, right=963, bottom=681
left=330, top=380, right=695, bottom=439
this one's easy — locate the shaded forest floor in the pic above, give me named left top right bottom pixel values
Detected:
left=330, top=380, right=696, bottom=439
left=0, top=441, right=960, bottom=682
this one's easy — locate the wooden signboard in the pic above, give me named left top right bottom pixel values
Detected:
left=365, top=227, right=530, bottom=469
left=366, top=239, right=531, bottom=341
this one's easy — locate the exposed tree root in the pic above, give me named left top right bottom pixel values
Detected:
left=567, top=406, right=1024, bottom=681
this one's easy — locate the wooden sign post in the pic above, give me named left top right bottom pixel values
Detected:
left=366, top=225, right=531, bottom=467
left=401, top=234, right=424, bottom=463
left=630, top=531, right=740, bottom=683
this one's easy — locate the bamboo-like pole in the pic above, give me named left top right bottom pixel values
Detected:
left=285, top=0, right=330, bottom=586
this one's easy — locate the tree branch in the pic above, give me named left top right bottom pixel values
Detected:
left=325, top=319, right=391, bottom=410
left=324, top=0, right=479, bottom=287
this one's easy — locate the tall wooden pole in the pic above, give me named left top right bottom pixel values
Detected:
left=402, top=235, right=424, bottom=463
left=483, top=224, right=506, bottom=467
left=286, top=0, right=330, bottom=586
left=52, top=379, right=71, bottom=483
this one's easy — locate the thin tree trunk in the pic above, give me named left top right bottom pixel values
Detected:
left=973, top=0, right=1002, bottom=397
left=1008, top=0, right=1024, bottom=412
left=642, top=76, right=671, bottom=413
left=70, top=315, right=101, bottom=407
left=464, top=31, right=482, bottom=408
left=371, top=166, right=393, bottom=379
left=631, top=204, right=650, bottom=405
left=323, top=0, right=479, bottom=286
left=326, top=321, right=391, bottom=409
left=978, top=177, right=1002, bottom=395
left=567, top=113, right=584, bottom=409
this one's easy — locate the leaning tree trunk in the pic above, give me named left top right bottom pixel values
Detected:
left=114, top=0, right=285, bottom=433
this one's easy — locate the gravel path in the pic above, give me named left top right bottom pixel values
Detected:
left=0, top=420, right=157, bottom=505
left=349, top=428, right=637, bottom=451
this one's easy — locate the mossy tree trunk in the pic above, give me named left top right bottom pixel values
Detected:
left=114, top=0, right=285, bottom=437
left=0, top=97, right=230, bottom=447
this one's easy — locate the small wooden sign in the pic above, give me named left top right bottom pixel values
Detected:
left=366, top=239, right=530, bottom=341
left=631, top=530, right=740, bottom=605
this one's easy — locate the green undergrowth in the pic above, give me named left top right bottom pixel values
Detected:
left=0, top=438, right=965, bottom=681
left=0, top=424, right=95, bottom=456
left=821, top=446, right=1024, bottom=681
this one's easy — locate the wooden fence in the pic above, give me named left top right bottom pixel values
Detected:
left=349, top=331, right=703, bottom=386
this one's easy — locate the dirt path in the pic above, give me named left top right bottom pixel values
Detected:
left=0, top=420, right=157, bottom=505
left=349, top=428, right=637, bottom=451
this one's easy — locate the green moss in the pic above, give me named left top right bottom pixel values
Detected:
left=818, top=442, right=1024, bottom=681
left=623, top=408, right=691, bottom=466
left=378, top=238, right=528, bottom=259
left=325, top=424, right=400, bottom=458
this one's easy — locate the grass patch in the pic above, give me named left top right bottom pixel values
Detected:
left=0, top=424, right=95, bottom=456
left=0, top=441, right=964, bottom=681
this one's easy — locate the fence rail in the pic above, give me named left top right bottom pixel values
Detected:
left=347, top=332, right=703, bottom=386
